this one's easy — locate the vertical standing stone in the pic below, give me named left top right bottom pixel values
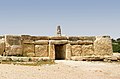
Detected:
left=0, top=38, right=5, bottom=55
left=66, top=44, right=71, bottom=60
left=94, top=36, right=113, bottom=56
left=56, top=26, right=61, bottom=36
left=49, top=41, right=55, bottom=59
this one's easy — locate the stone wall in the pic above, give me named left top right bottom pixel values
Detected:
left=0, top=35, right=113, bottom=60
left=21, top=35, right=49, bottom=57
left=70, top=36, right=95, bottom=57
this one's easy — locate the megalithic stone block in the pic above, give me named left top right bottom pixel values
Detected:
left=35, top=45, right=48, bottom=57
left=5, top=35, right=22, bottom=56
left=66, top=44, right=71, bottom=60
left=0, top=38, right=5, bottom=55
left=94, top=36, right=113, bottom=56
left=23, top=44, right=35, bottom=57
left=82, top=45, right=94, bottom=56
left=71, top=45, right=82, bottom=56
left=5, top=45, right=22, bottom=56
left=49, top=43, right=55, bottom=59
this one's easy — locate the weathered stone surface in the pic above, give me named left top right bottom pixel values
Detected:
left=49, top=36, right=67, bottom=40
left=66, top=44, right=71, bottom=60
left=71, top=45, right=82, bottom=56
left=49, top=40, right=68, bottom=45
left=23, top=44, right=34, bottom=57
left=34, top=40, right=48, bottom=45
left=68, top=36, right=79, bottom=41
left=0, top=38, right=5, bottom=55
left=69, top=41, right=78, bottom=45
left=113, top=53, right=120, bottom=60
left=5, top=35, right=21, bottom=46
left=0, top=34, right=113, bottom=60
left=4, top=35, right=22, bottom=56
left=94, top=36, right=113, bottom=56
left=35, top=45, right=48, bottom=57
left=49, top=44, right=55, bottom=59
left=77, top=36, right=96, bottom=41
left=83, top=36, right=96, bottom=41
left=26, top=53, right=35, bottom=57
left=5, top=45, right=22, bottom=56
left=22, top=40, right=34, bottom=44
left=31, top=36, right=49, bottom=40
left=21, top=35, right=31, bottom=40
left=82, top=45, right=94, bottom=56
left=71, top=56, right=84, bottom=61
left=78, top=40, right=93, bottom=45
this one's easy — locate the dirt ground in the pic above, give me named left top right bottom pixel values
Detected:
left=0, top=60, right=120, bottom=79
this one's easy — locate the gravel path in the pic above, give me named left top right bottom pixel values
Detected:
left=0, top=60, right=120, bottom=79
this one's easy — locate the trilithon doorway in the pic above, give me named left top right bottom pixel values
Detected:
left=55, top=44, right=66, bottom=60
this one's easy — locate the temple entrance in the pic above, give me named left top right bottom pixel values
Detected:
left=55, top=44, right=66, bottom=60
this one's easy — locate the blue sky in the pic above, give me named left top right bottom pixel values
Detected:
left=0, top=0, right=120, bottom=39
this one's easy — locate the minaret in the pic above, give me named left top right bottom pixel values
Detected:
left=56, top=25, right=61, bottom=36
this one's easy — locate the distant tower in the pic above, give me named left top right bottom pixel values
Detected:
left=56, top=25, right=61, bottom=36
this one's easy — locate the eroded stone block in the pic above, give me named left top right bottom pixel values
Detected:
left=5, top=45, right=22, bottom=56
left=71, top=45, right=82, bottom=56
left=23, top=44, right=35, bottom=57
left=82, top=45, right=94, bottom=56
left=0, top=39, right=5, bottom=55
left=49, top=44, right=55, bottom=59
left=35, top=45, right=48, bottom=57
left=66, top=44, right=71, bottom=59
left=94, top=36, right=113, bottom=56
left=5, top=35, right=21, bottom=46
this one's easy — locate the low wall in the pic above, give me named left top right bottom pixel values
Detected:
left=0, top=35, right=113, bottom=60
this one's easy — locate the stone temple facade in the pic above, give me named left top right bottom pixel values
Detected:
left=0, top=27, right=113, bottom=60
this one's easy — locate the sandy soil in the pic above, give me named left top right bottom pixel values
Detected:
left=0, top=60, right=120, bottom=79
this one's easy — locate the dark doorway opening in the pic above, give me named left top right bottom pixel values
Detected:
left=55, top=44, right=66, bottom=60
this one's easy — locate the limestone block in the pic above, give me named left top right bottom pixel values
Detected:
left=34, top=40, right=48, bottom=45
left=22, top=40, right=34, bottom=44
left=78, top=40, right=93, bottom=45
left=77, top=36, right=84, bottom=40
left=49, top=40, right=68, bottom=45
left=49, top=36, right=67, bottom=40
left=83, top=36, right=96, bottom=41
left=26, top=53, right=35, bottom=57
left=0, top=39, right=5, bottom=55
left=83, top=40, right=93, bottom=45
left=21, top=35, right=31, bottom=40
left=31, top=36, right=49, bottom=40
left=49, top=44, right=55, bottom=59
left=23, top=44, right=35, bottom=57
left=94, top=36, right=113, bottom=56
left=71, top=45, right=82, bottom=56
left=5, top=35, right=21, bottom=46
left=35, top=45, right=48, bottom=57
left=82, top=45, right=94, bottom=56
left=68, top=41, right=78, bottom=45
left=5, top=45, right=22, bottom=56
left=68, top=36, right=79, bottom=41
left=66, top=44, right=71, bottom=60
